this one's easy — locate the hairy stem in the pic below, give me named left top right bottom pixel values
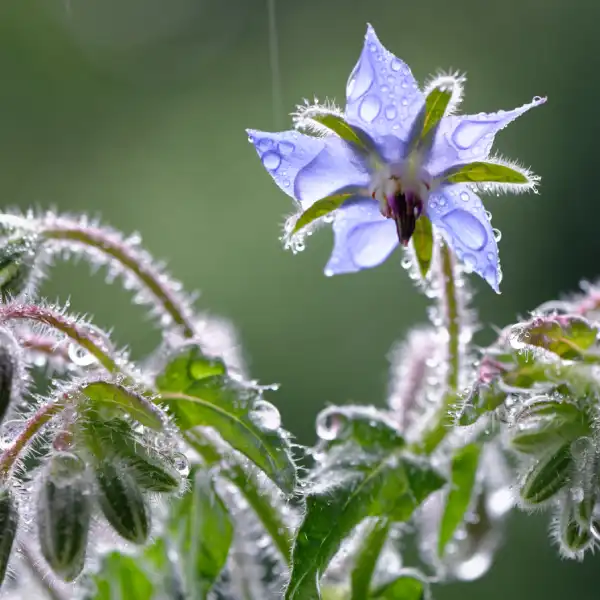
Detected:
left=419, top=242, right=461, bottom=454
left=42, top=224, right=196, bottom=338
left=20, top=542, right=68, bottom=600
left=0, top=304, right=118, bottom=373
left=0, top=400, right=65, bottom=479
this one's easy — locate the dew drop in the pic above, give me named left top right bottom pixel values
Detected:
left=258, top=138, right=273, bottom=151
left=262, top=151, right=281, bottom=171
left=68, top=343, right=98, bottom=367
left=316, top=411, right=345, bottom=441
left=384, top=105, right=397, bottom=120
left=391, top=58, right=403, bottom=71
left=493, top=228, right=502, bottom=242
left=172, top=452, right=190, bottom=477
left=441, top=209, right=488, bottom=250
left=381, top=85, right=390, bottom=93
left=346, top=57, right=374, bottom=101
left=463, top=253, right=477, bottom=272
left=438, top=196, right=447, bottom=207
left=460, top=191, right=470, bottom=202
left=278, top=141, right=295, bottom=155
left=369, top=42, right=377, bottom=52
left=359, top=95, right=382, bottom=123
left=250, top=400, right=282, bottom=431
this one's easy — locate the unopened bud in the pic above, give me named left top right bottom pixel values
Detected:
left=0, top=235, right=40, bottom=301
left=519, top=444, right=572, bottom=505
left=37, top=452, right=91, bottom=581
left=95, top=461, right=149, bottom=544
left=0, top=486, right=18, bottom=589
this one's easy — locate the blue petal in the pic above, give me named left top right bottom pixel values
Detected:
left=247, top=129, right=370, bottom=208
left=325, top=199, right=398, bottom=275
left=425, top=96, right=546, bottom=177
left=345, top=25, right=424, bottom=144
left=426, top=185, right=501, bottom=292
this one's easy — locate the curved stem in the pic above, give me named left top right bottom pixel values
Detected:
left=0, top=304, right=118, bottom=373
left=42, top=224, right=196, bottom=338
left=418, top=242, right=461, bottom=454
left=0, top=400, right=64, bottom=479
left=20, top=542, right=68, bottom=600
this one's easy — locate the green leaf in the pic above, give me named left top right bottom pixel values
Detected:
left=512, top=316, right=598, bottom=360
left=292, top=193, right=354, bottom=235
left=157, top=345, right=296, bottom=494
left=444, top=162, right=529, bottom=185
left=82, top=382, right=164, bottom=430
left=420, top=87, right=452, bottom=140
left=301, top=111, right=371, bottom=150
left=156, top=344, right=226, bottom=389
left=350, top=518, right=390, bottom=600
left=170, top=468, right=233, bottom=600
left=510, top=419, right=589, bottom=455
left=519, top=444, right=572, bottom=505
left=410, top=217, right=433, bottom=279
left=183, top=428, right=293, bottom=564
left=285, top=444, right=444, bottom=599
left=438, top=443, right=481, bottom=556
left=88, top=552, right=154, bottom=600
left=371, top=574, right=426, bottom=600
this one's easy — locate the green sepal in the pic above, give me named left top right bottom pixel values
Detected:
left=371, top=573, right=426, bottom=599
left=37, top=452, right=92, bottom=581
left=420, top=87, right=452, bottom=141
left=292, top=193, right=354, bottom=235
left=411, top=216, right=434, bottom=279
left=298, top=111, right=373, bottom=152
left=0, top=332, right=15, bottom=427
left=0, top=234, right=40, bottom=301
left=444, top=162, right=529, bottom=185
left=95, top=460, right=150, bottom=544
left=519, top=444, right=572, bottom=505
left=438, top=443, right=482, bottom=556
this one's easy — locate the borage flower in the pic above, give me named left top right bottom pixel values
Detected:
left=247, top=24, right=545, bottom=292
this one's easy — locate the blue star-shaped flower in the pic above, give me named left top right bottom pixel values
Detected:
left=248, top=24, right=545, bottom=292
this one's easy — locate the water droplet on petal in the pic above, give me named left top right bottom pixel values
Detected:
left=384, top=105, right=397, bottom=120
left=262, top=151, right=281, bottom=171
left=493, top=228, right=502, bottom=242
left=258, top=138, right=273, bottom=151
left=278, top=141, right=295, bottom=155
left=463, top=253, right=477, bottom=272
left=452, top=119, right=500, bottom=150
left=391, top=58, right=403, bottom=71
left=460, top=192, right=470, bottom=202
left=359, top=95, right=382, bottom=123
left=442, top=209, right=488, bottom=250
left=346, top=56, right=374, bottom=101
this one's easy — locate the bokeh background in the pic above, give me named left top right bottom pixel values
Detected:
left=2, top=0, right=599, bottom=598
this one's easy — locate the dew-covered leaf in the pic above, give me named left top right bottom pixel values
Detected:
left=421, top=87, right=452, bottom=140
left=510, top=418, right=589, bottom=455
left=438, top=443, right=481, bottom=556
left=510, top=316, right=598, bottom=360
left=444, top=162, right=529, bottom=185
left=411, top=217, right=433, bottom=279
left=316, top=405, right=405, bottom=451
left=157, top=345, right=296, bottom=494
left=88, top=552, right=154, bottom=600
left=371, top=574, right=426, bottom=599
left=0, top=487, right=18, bottom=590
left=170, top=468, right=233, bottom=600
left=285, top=444, right=444, bottom=599
left=156, top=344, right=226, bottom=390
left=350, top=518, right=390, bottom=600
left=292, top=193, right=354, bottom=235
left=82, top=381, right=164, bottom=430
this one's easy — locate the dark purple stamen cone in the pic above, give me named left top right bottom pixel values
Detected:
left=390, top=191, right=423, bottom=246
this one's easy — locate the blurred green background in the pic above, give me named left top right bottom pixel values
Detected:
left=2, top=0, right=599, bottom=598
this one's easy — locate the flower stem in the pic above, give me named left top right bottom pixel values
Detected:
left=41, top=223, right=196, bottom=338
left=20, top=542, right=68, bottom=600
left=0, top=400, right=65, bottom=479
left=419, top=242, right=461, bottom=454
left=0, top=304, right=118, bottom=373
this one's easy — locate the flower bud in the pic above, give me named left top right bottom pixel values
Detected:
left=37, top=452, right=91, bottom=581
left=0, top=330, right=17, bottom=427
left=0, top=486, right=18, bottom=589
left=0, top=235, right=40, bottom=301
left=519, top=444, right=572, bottom=505
left=95, top=461, right=149, bottom=544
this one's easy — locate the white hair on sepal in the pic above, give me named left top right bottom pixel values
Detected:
left=422, top=70, right=467, bottom=117
left=278, top=208, right=331, bottom=255
left=291, top=97, right=345, bottom=137
left=467, top=154, right=541, bottom=197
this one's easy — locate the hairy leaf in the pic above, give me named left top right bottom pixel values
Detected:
left=292, top=193, right=354, bottom=235
left=411, top=217, right=433, bottom=279
left=350, top=518, right=390, bottom=600
left=444, top=162, right=529, bottom=185
left=157, top=345, right=296, bottom=494
left=421, top=87, right=452, bottom=140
